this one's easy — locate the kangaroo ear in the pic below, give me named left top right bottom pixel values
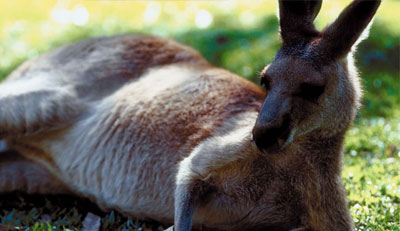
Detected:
left=318, top=0, right=381, bottom=60
left=278, top=0, right=322, bottom=45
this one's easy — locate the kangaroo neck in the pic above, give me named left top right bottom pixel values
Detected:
left=298, top=132, right=346, bottom=175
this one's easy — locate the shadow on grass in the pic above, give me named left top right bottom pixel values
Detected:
left=0, top=192, right=164, bottom=230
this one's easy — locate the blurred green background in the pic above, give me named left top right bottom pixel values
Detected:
left=0, top=0, right=399, bottom=230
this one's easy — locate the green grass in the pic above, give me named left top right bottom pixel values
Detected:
left=0, top=3, right=399, bottom=230
left=345, top=118, right=400, bottom=231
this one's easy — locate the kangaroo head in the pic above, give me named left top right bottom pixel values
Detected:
left=252, top=0, right=381, bottom=153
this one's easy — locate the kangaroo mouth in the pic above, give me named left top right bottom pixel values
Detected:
left=252, top=116, right=294, bottom=154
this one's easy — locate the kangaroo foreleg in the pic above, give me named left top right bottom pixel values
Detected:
left=174, top=183, right=195, bottom=231
left=172, top=120, right=257, bottom=231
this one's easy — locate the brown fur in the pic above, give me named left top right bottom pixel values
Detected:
left=0, top=150, right=68, bottom=194
left=0, top=1, right=381, bottom=231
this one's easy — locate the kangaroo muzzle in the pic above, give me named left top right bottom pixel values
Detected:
left=252, top=94, right=292, bottom=153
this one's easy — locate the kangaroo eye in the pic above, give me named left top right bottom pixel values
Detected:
left=296, top=83, right=325, bottom=101
left=260, top=76, right=270, bottom=90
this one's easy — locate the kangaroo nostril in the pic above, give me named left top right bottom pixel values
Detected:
left=252, top=115, right=292, bottom=153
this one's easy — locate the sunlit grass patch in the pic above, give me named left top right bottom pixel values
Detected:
left=344, top=156, right=400, bottom=231
left=344, top=117, right=400, bottom=230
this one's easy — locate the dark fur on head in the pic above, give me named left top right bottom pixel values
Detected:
left=253, top=0, right=381, bottom=153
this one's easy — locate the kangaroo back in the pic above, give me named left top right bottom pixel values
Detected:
left=0, top=35, right=210, bottom=138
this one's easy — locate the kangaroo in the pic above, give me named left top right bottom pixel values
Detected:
left=0, top=0, right=380, bottom=230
